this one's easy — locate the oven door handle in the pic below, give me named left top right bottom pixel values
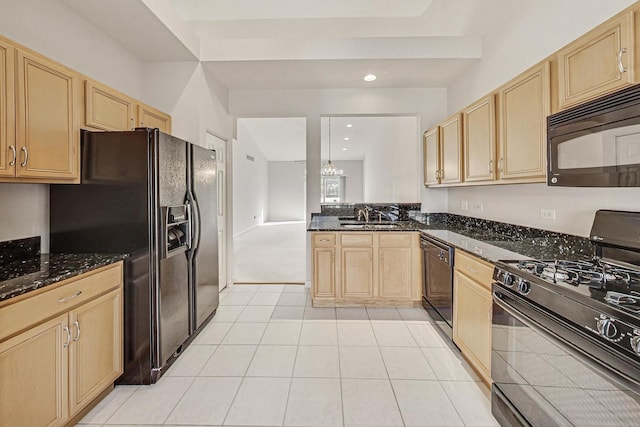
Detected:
left=493, top=290, right=640, bottom=392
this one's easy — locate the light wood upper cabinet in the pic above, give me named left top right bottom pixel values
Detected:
left=440, top=113, right=463, bottom=184
left=85, top=80, right=135, bottom=131
left=15, top=48, right=79, bottom=181
left=497, top=62, right=550, bottom=181
left=68, top=288, right=123, bottom=415
left=423, top=126, right=440, bottom=186
left=0, top=39, right=15, bottom=178
left=0, top=314, right=69, bottom=427
left=463, top=96, right=496, bottom=183
left=137, top=103, right=172, bottom=134
left=557, top=11, right=634, bottom=110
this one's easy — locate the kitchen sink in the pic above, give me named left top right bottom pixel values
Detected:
left=341, top=223, right=402, bottom=229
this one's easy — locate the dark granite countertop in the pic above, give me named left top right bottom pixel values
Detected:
left=308, top=213, right=594, bottom=265
left=0, top=253, right=127, bottom=303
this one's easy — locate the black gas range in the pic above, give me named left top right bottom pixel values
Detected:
left=491, top=210, right=640, bottom=426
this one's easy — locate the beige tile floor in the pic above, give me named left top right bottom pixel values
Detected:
left=77, top=284, right=499, bottom=427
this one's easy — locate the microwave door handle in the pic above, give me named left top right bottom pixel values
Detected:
left=493, top=291, right=640, bottom=391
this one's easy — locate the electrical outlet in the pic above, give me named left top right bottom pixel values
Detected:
left=461, top=200, right=469, bottom=211
left=473, top=201, right=483, bottom=211
left=540, top=209, right=556, bottom=220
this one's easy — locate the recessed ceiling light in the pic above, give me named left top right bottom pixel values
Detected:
left=342, top=148, right=348, bottom=151
left=344, top=137, right=350, bottom=141
left=346, top=124, right=353, bottom=128
left=364, top=74, right=377, bottom=82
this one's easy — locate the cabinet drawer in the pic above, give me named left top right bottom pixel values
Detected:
left=340, top=233, right=374, bottom=246
left=455, top=252, right=493, bottom=289
left=379, top=233, right=413, bottom=248
left=0, top=262, right=123, bottom=342
left=313, top=233, right=336, bottom=246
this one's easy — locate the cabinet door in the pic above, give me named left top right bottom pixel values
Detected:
left=0, top=39, right=15, bottom=177
left=463, top=96, right=496, bottom=182
left=453, top=272, right=492, bottom=383
left=423, top=126, right=440, bottom=186
left=379, top=247, right=412, bottom=298
left=137, top=103, right=172, bottom=134
left=440, top=114, right=463, bottom=184
left=0, top=314, right=69, bottom=427
left=15, top=48, right=78, bottom=180
left=313, top=247, right=336, bottom=298
left=68, top=288, right=123, bottom=415
left=341, top=247, right=374, bottom=298
left=85, top=80, right=134, bottom=131
left=498, top=62, right=549, bottom=180
left=557, top=12, right=634, bottom=110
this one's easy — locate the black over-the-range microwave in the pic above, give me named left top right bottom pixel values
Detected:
left=547, top=83, right=640, bottom=187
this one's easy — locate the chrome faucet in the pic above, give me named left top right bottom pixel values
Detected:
left=357, top=208, right=369, bottom=223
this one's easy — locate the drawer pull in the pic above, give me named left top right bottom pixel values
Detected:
left=63, top=326, right=71, bottom=348
left=73, top=320, right=81, bottom=342
left=319, top=239, right=331, bottom=242
left=467, top=266, right=478, bottom=274
left=58, top=290, right=82, bottom=303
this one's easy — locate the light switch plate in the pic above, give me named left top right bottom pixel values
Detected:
left=473, top=201, right=483, bottom=211
left=461, top=200, right=469, bottom=211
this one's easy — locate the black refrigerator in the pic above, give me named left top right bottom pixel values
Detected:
left=50, top=128, right=219, bottom=384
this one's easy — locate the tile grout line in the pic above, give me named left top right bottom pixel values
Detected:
left=336, top=317, right=346, bottom=427
left=280, top=306, right=305, bottom=426
left=94, top=385, right=140, bottom=426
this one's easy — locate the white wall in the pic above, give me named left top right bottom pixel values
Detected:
left=234, top=122, right=269, bottom=234
left=0, top=0, right=234, bottom=252
left=331, top=160, right=364, bottom=202
left=0, top=185, right=49, bottom=251
left=443, top=0, right=640, bottom=237
left=229, top=88, right=450, bottom=216
left=268, top=161, right=306, bottom=221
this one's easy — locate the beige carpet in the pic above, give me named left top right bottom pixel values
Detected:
left=233, top=221, right=306, bottom=283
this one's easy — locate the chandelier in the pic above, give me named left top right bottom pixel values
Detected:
left=322, top=117, right=337, bottom=176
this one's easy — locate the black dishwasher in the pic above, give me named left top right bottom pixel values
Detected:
left=420, top=233, right=455, bottom=340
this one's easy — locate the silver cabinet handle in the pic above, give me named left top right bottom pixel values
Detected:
left=20, top=147, right=28, bottom=167
left=488, top=159, right=493, bottom=173
left=434, top=170, right=439, bottom=180
left=467, top=266, right=478, bottom=274
left=319, top=239, right=330, bottom=242
left=618, top=48, right=627, bottom=73
left=58, top=290, right=82, bottom=303
left=498, top=158, right=504, bottom=172
left=73, top=320, right=81, bottom=342
left=63, top=326, right=71, bottom=348
left=8, top=145, right=16, bottom=166
left=440, top=169, right=444, bottom=180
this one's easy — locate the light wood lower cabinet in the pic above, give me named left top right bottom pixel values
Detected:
left=0, top=314, right=69, bottom=427
left=0, top=38, right=15, bottom=178
left=0, top=262, right=123, bottom=426
left=341, top=247, right=374, bottom=298
left=311, top=231, right=421, bottom=306
left=69, top=289, right=123, bottom=415
left=453, top=252, right=493, bottom=386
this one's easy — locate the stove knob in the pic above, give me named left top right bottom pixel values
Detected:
left=631, top=334, right=640, bottom=355
left=517, top=278, right=531, bottom=295
left=596, top=318, right=618, bottom=339
left=503, top=272, right=514, bottom=287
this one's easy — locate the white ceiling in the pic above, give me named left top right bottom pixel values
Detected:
left=238, top=116, right=418, bottom=163
left=60, top=0, right=517, bottom=90
left=169, top=0, right=434, bottom=21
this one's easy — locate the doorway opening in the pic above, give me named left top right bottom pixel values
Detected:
left=232, top=117, right=307, bottom=284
